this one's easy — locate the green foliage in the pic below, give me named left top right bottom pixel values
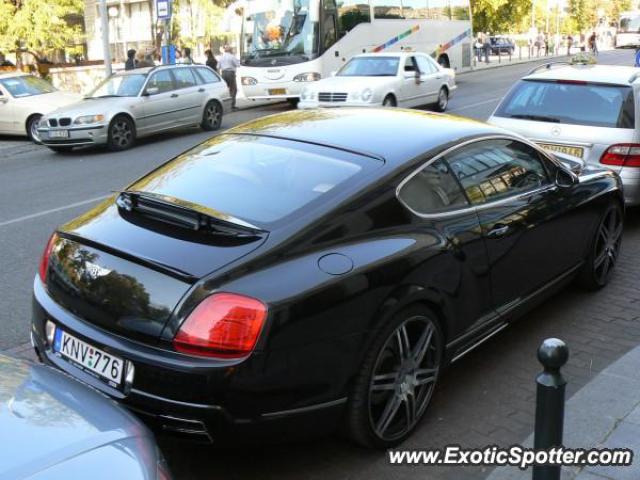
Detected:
left=0, top=0, right=84, bottom=59
left=470, top=0, right=532, bottom=34
left=173, top=0, right=231, bottom=48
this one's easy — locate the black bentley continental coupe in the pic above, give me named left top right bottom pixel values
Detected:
left=32, top=109, right=623, bottom=448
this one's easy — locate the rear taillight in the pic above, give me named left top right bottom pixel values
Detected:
left=38, top=233, right=58, bottom=283
left=173, top=293, right=267, bottom=358
left=600, top=144, right=640, bottom=167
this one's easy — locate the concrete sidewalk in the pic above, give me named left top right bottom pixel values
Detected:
left=487, top=345, right=640, bottom=480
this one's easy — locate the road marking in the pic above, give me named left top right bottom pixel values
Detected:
left=0, top=195, right=110, bottom=228
left=449, top=96, right=503, bottom=112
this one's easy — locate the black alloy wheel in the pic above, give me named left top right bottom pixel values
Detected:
left=107, top=115, right=135, bottom=151
left=347, top=306, right=442, bottom=448
left=578, top=202, right=623, bottom=290
left=201, top=101, right=222, bottom=131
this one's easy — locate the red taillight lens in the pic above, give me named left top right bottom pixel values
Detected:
left=600, top=144, right=640, bottom=167
left=38, top=233, right=58, bottom=283
left=173, top=293, right=267, bottom=358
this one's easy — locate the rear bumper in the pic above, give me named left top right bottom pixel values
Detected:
left=619, top=168, right=640, bottom=206
left=31, top=277, right=347, bottom=443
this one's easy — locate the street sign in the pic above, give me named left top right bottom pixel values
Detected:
left=157, top=0, right=171, bottom=20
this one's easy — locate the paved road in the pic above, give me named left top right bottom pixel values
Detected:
left=0, top=49, right=637, bottom=479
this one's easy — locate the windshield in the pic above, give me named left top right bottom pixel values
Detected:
left=495, top=80, right=635, bottom=129
left=337, top=57, right=400, bottom=77
left=620, top=15, right=640, bottom=32
left=0, top=76, right=55, bottom=97
left=242, top=0, right=319, bottom=66
left=129, top=135, right=370, bottom=225
left=88, top=74, right=147, bottom=98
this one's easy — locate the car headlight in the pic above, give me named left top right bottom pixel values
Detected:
left=241, top=77, right=257, bottom=86
left=361, top=88, right=373, bottom=102
left=293, top=72, right=321, bottom=82
left=74, top=114, right=105, bottom=125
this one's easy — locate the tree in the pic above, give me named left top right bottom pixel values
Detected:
left=0, top=0, right=84, bottom=62
left=470, top=0, right=532, bottom=34
left=568, top=0, right=598, bottom=32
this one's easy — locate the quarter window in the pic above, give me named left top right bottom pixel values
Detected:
left=398, top=158, right=468, bottom=214
left=195, top=67, right=221, bottom=84
left=445, top=140, right=550, bottom=205
left=147, top=70, right=174, bottom=93
left=173, top=68, right=197, bottom=89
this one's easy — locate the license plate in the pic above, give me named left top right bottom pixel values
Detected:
left=538, top=143, right=584, bottom=159
left=53, top=328, right=124, bottom=387
left=268, top=88, right=286, bottom=95
left=48, top=130, right=69, bottom=139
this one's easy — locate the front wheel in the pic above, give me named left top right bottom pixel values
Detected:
left=201, top=101, right=222, bottom=131
left=27, top=114, right=43, bottom=143
left=107, top=115, right=135, bottom=151
left=577, top=202, right=623, bottom=290
left=382, top=95, right=397, bottom=107
left=434, top=87, right=449, bottom=112
left=346, top=306, right=443, bottom=448
left=287, top=98, right=300, bottom=108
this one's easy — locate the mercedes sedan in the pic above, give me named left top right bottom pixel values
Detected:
left=32, top=109, right=623, bottom=448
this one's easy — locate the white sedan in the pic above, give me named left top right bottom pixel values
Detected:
left=298, top=52, right=456, bottom=111
left=0, top=72, right=80, bottom=142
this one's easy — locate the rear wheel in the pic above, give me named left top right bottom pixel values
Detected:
left=382, top=95, right=397, bottom=107
left=287, top=98, right=300, bottom=108
left=107, top=115, right=135, bottom=151
left=346, top=305, right=443, bottom=448
left=27, top=114, right=43, bottom=143
left=434, top=87, right=449, bottom=112
left=577, top=202, right=623, bottom=290
left=201, top=101, right=222, bottom=131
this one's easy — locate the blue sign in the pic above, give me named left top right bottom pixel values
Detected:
left=161, top=45, right=176, bottom=64
left=157, top=0, right=171, bottom=20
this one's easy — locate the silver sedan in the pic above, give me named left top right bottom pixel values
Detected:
left=38, top=64, right=232, bottom=153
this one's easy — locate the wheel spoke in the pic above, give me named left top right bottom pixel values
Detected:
left=594, top=249, right=607, bottom=268
left=375, top=392, right=403, bottom=436
left=599, top=224, right=609, bottom=244
left=372, top=372, right=398, bottom=391
left=412, top=323, right=434, bottom=364
left=415, top=368, right=437, bottom=386
left=396, top=325, right=411, bottom=361
left=404, top=393, right=416, bottom=427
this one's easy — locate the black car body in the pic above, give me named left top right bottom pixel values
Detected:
left=490, top=37, right=516, bottom=55
left=32, top=109, right=623, bottom=447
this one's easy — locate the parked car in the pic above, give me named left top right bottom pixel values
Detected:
left=32, top=109, right=623, bottom=449
left=37, top=64, right=232, bottom=153
left=488, top=63, right=640, bottom=205
left=489, top=36, right=516, bottom=55
left=0, top=73, right=79, bottom=142
left=298, top=52, right=456, bottom=111
left=0, top=353, right=171, bottom=479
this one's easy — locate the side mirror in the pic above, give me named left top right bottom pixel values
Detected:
left=556, top=167, right=579, bottom=188
left=143, top=86, right=159, bottom=96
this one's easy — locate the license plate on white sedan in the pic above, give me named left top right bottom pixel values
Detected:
left=53, top=328, right=124, bottom=387
left=48, top=130, right=69, bottom=139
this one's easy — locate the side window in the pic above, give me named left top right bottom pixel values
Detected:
left=147, top=70, right=174, bottom=93
left=404, top=56, right=418, bottom=73
left=416, top=55, right=436, bottom=74
left=446, top=140, right=550, bottom=205
left=195, top=67, right=221, bottom=84
left=173, top=68, right=197, bottom=89
left=338, top=0, right=370, bottom=34
left=322, top=14, right=337, bottom=52
left=398, top=158, right=469, bottom=214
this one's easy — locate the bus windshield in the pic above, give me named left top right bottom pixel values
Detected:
left=243, top=0, right=319, bottom=66
left=620, top=14, right=640, bottom=33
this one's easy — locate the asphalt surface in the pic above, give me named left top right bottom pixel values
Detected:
left=0, top=49, right=637, bottom=479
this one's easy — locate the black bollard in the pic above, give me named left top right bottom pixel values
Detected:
left=532, top=338, right=569, bottom=480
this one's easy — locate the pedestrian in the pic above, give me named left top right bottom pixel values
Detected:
left=544, top=33, right=549, bottom=55
left=475, top=33, right=483, bottom=63
left=125, top=49, right=137, bottom=70
left=220, top=45, right=240, bottom=109
left=205, top=49, right=218, bottom=72
left=589, top=31, right=598, bottom=55
left=179, top=47, right=194, bottom=64
left=483, top=32, right=491, bottom=64
left=567, top=34, right=573, bottom=56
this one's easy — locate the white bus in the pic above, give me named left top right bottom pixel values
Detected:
left=616, top=11, right=640, bottom=48
left=226, top=0, right=473, bottom=103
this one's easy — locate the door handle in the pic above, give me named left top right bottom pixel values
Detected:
left=198, top=88, right=205, bottom=92
left=487, top=224, right=510, bottom=238
left=435, top=76, right=443, bottom=80
left=171, top=93, right=179, bottom=98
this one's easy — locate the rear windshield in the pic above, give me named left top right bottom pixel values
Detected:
left=494, top=80, right=635, bottom=128
left=129, top=135, right=376, bottom=226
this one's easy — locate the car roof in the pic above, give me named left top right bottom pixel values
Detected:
left=524, top=64, right=640, bottom=86
left=227, top=108, right=510, bottom=165
left=114, top=64, right=200, bottom=76
left=353, top=51, right=425, bottom=59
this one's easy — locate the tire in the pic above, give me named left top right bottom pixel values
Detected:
left=27, top=114, right=43, bottom=143
left=107, top=115, right=135, bottom=151
left=382, top=95, right=396, bottom=107
left=47, top=146, right=74, bottom=154
left=346, top=305, right=443, bottom=449
left=201, top=101, right=223, bottom=131
left=577, top=202, right=623, bottom=290
left=287, top=98, right=300, bottom=108
left=434, top=87, right=449, bottom=112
